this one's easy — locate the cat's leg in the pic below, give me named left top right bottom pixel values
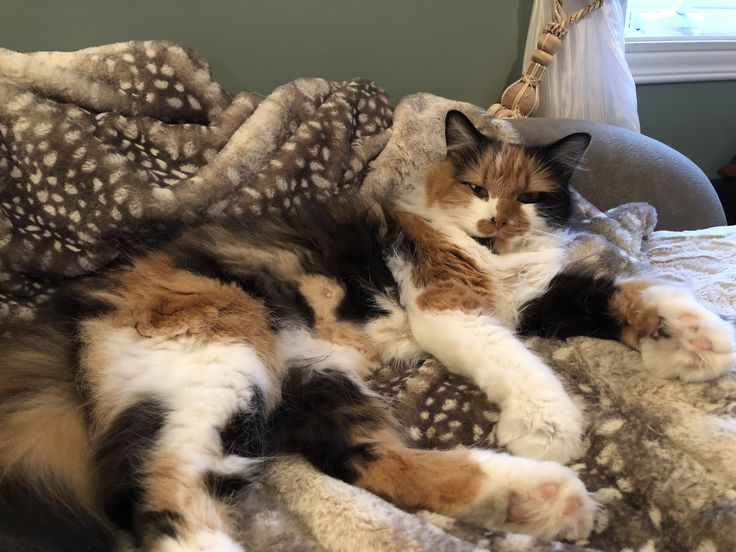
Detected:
left=267, top=363, right=595, bottom=541
left=80, top=264, right=283, bottom=552
left=519, top=272, right=735, bottom=381
left=612, top=279, right=735, bottom=381
left=406, top=307, right=583, bottom=464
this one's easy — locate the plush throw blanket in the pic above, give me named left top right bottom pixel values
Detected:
left=1, top=41, right=735, bottom=552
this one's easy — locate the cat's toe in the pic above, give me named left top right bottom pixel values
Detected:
left=495, top=395, right=583, bottom=464
left=460, top=451, right=596, bottom=541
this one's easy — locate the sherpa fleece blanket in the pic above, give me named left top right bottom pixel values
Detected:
left=1, top=41, right=735, bottom=552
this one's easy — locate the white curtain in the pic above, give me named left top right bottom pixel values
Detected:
left=523, top=0, right=640, bottom=131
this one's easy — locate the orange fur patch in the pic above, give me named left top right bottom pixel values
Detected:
left=0, top=329, right=98, bottom=510
left=354, top=443, right=483, bottom=514
left=297, top=274, right=378, bottom=376
left=424, top=160, right=474, bottom=209
left=610, top=279, right=660, bottom=349
left=80, top=251, right=281, bottom=423
left=395, top=211, right=494, bottom=313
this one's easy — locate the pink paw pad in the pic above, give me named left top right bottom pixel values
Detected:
left=507, top=482, right=577, bottom=523
left=539, top=482, right=558, bottom=499
left=689, top=336, right=713, bottom=350
left=563, top=496, right=582, bottom=515
left=679, top=314, right=700, bottom=328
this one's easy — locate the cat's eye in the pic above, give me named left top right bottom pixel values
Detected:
left=518, top=192, right=542, bottom=204
left=463, top=182, right=489, bottom=200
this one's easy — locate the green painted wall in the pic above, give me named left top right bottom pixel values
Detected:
left=636, top=81, right=736, bottom=178
left=0, top=0, right=533, bottom=107
left=2, top=0, right=732, bottom=177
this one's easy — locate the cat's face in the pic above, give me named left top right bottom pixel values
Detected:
left=421, top=111, right=590, bottom=253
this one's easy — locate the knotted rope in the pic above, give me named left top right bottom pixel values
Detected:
left=488, top=0, right=604, bottom=119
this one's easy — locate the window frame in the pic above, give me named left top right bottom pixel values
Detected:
left=625, top=39, right=736, bottom=83
left=624, top=2, right=736, bottom=83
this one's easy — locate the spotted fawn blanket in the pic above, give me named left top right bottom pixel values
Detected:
left=1, top=41, right=735, bottom=552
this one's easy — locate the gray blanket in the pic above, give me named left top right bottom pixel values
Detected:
left=1, top=41, right=735, bottom=552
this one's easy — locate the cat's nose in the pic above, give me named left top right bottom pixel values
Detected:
left=491, top=216, right=508, bottom=230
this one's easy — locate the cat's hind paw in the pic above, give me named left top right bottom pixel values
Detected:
left=640, top=286, right=735, bottom=382
left=459, top=451, right=596, bottom=541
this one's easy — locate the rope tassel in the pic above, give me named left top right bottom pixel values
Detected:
left=488, top=0, right=603, bottom=119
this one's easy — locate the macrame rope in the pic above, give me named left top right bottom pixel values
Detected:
left=488, top=0, right=604, bottom=119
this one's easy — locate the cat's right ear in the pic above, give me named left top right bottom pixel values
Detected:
left=445, top=110, right=485, bottom=161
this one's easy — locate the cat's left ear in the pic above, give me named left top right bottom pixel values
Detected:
left=539, top=133, right=591, bottom=184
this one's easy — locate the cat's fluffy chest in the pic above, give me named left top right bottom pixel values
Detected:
left=461, top=232, right=570, bottom=328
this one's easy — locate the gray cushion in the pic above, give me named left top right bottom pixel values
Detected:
left=509, top=118, right=726, bottom=231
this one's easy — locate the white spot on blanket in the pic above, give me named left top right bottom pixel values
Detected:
left=594, top=487, right=622, bottom=504
left=598, top=418, right=624, bottom=435
left=648, top=506, right=662, bottom=529
left=187, top=95, right=201, bottom=110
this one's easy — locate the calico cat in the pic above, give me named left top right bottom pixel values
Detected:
left=1, top=110, right=733, bottom=552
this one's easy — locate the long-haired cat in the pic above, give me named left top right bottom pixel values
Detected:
left=1, top=111, right=733, bottom=552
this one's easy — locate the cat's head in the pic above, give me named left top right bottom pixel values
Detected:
left=419, top=110, right=590, bottom=253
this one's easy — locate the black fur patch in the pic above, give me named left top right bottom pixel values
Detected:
left=265, top=366, right=385, bottom=483
left=94, top=398, right=168, bottom=533
left=219, top=387, right=267, bottom=458
left=170, top=245, right=240, bottom=286
left=526, top=184, right=573, bottom=228
left=171, top=243, right=315, bottom=329
left=524, top=133, right=590, bottom=228
left=137, top=510, right=182, bottom=540
left=518, top=272, right=621, bottom=339
left=0, top=477, right=118, bottom=552
left=46, top=284, right=116, bottom=328
left=281, top=201, right=400, bottom=322
left=236, top=273, right=316, bottom=328
left=204, top=472, right=254, bottom=501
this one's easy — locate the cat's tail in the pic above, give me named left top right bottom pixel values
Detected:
left=0, top=322, right=122, bottom=552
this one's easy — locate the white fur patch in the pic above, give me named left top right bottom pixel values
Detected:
left=153, top=529, right=243, bottom=552
left=277, top=327, right=364, bottom=374
left=86, top=326, right=270, bottom=475
left=364, top=294, right=424, bottom=366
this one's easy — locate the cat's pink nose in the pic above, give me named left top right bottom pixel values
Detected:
left=492, top=216, right=508, bottom=230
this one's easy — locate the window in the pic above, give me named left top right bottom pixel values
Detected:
left=624, top=1, right=736, bottom=83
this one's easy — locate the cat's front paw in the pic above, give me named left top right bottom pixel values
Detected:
left=458, top=451, right=596, bottom=541
left=640, top=287, right=735, bottom=382
left=495, top=392, right=583, bottom=464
